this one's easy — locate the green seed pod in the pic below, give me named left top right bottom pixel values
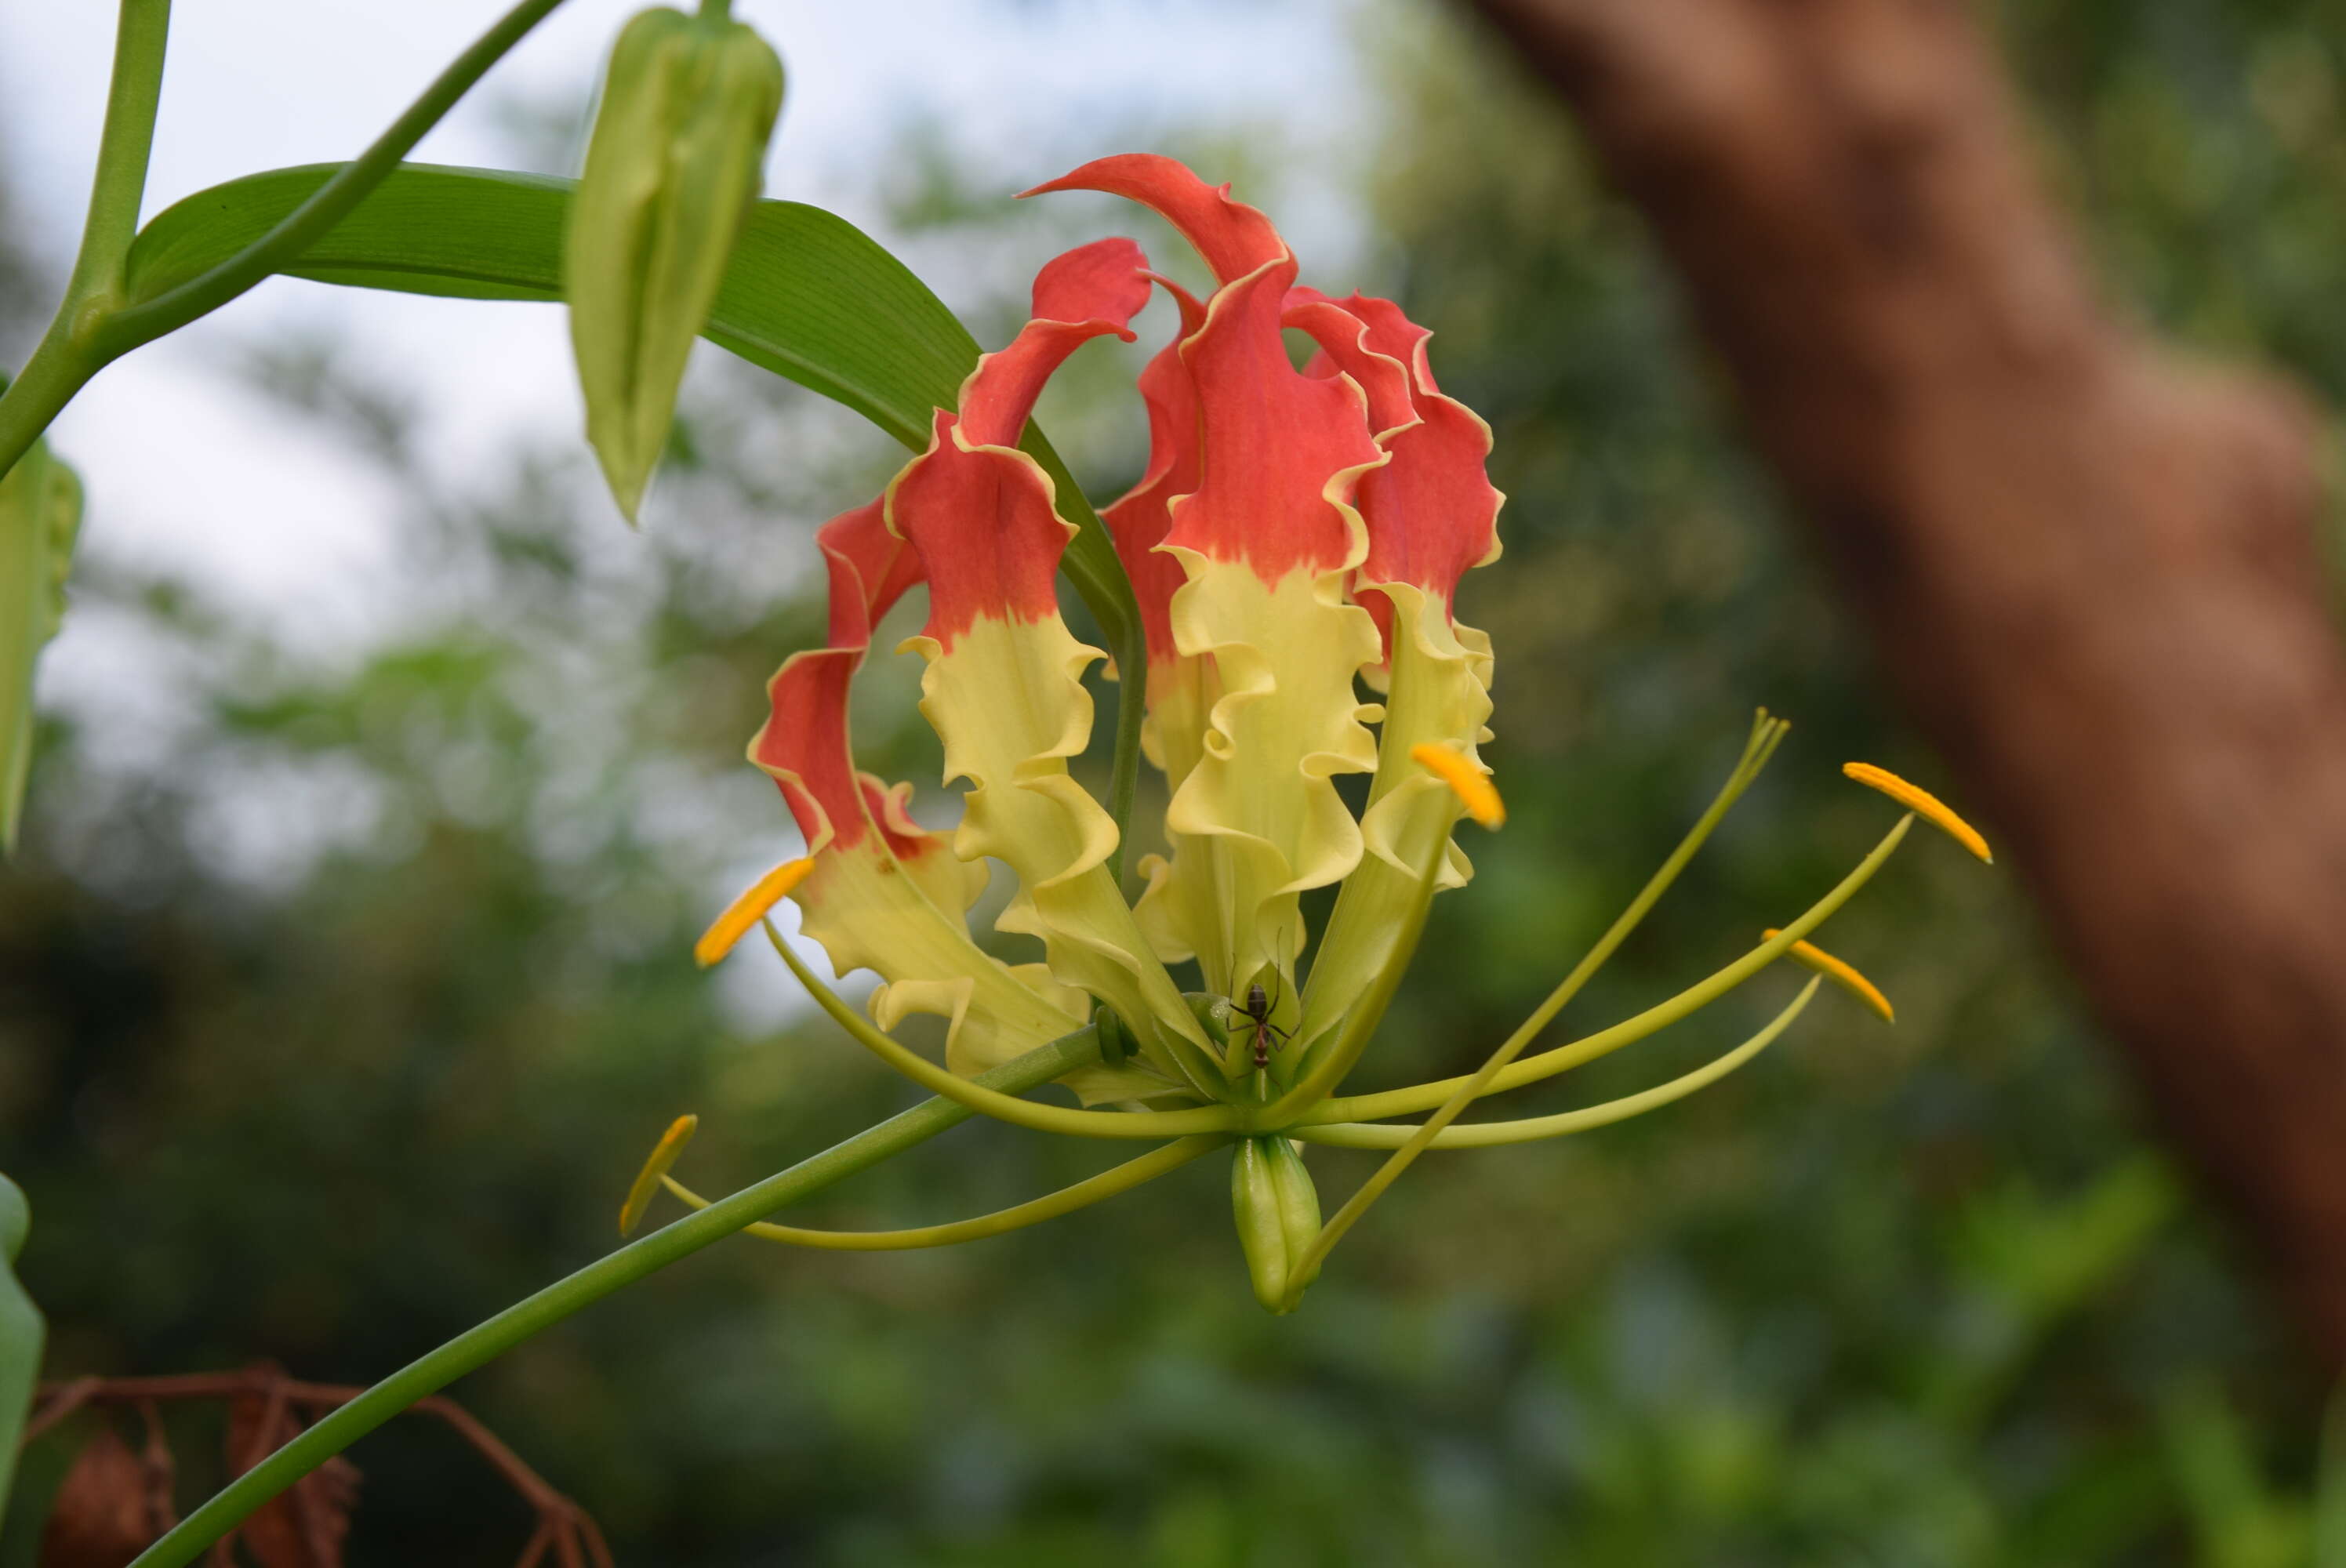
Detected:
left=0, top=440, right=82, bottom=852
left=566, top=5, right=784, bottom=521
left=1230, top=1135, right=1323, bottom=1315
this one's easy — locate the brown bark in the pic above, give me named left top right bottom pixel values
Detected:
left=1466, top=0, right=2346, bottom=1365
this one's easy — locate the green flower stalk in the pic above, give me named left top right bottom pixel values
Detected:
left=0, top=437, right=82, bottom=851
left=666, top=157, right=1997, bottom=1314
left=566, top=3, right=783, bottom=521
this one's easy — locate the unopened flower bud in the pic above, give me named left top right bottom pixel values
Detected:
left=1230, top=1135, right=1322, bottom=1314
left=0, top=439, right=82, bottom=851
left=565, top=5, right=784, bottom=521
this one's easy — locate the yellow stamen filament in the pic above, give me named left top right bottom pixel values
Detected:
left=1302, top=815, right=1912, bottom=1124
left=1762, top=929, right=1894, bottom=1022
left=1411, top=742, right=1504, bottom=829
left=762, top=921, right=1238, bottom=1141
left=695, top=858, right=816, bottom=967
left=1841, top=762, right=1992, bottom=863
left=619, top=1113, right=699, bottom=1236
left=1294, top=978, right=1821, bottom=1149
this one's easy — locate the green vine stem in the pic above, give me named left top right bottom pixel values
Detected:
left=0, top=0, right=171, bottom=487
left=64, top=0, right=171, bottom=315
left=124, top=1025, right=1102, bottom=1568
left=97, top=0, right=570, bottom=351
left=0, top=0, right=576, bottom=483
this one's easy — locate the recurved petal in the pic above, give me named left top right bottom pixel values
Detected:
left=750, top=500, right=910, bottom=855
left=957, top=236, right=1153, bottom=448
left=1294, top=289, right=1503, bottom=645
left=1296, top=584, right=1494, bottom=1058
left=1101, top=276, right=1214, bottom=796
left=1102, top=274, right=1208, bottom=668
left=895, top=499, right=1220, bottom=1091
left=741, top=501, right=1117, bottom=1099
left=892, top=237, right=1154, bottom=642
left=794, top=831, right=1099, bottom=1092
left=1142, top=554, right=1384, bottom=996
left=1128, top=259, right=1389, bottom=997
left=1283, top=289, right=1418, bottom=441
left=1023, top=154, right=1287, bottom=286
left=1353, top=390, right=1503, bottom=614
left=1164, top=262, right=1386, bottom=581
left=814, top=495, right=924, bottom=644
left=884, top=256, right=1221, bottom=1091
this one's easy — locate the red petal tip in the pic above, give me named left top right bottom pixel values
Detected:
left=1025, top=154, right=1287, bottom=286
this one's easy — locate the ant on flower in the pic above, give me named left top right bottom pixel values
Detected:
left=1212, top=973, right=1292, bottom=1075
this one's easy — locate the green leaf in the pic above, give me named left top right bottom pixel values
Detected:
left=129, top=163, right=968, bottom=448
left=0, top=438, right=82, bottom=853
left=0, top=1174, right=44, bottom=1524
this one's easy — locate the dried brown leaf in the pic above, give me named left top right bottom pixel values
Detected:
left=39, top=1425, right=169, bottom=1568
left=224, top=1388, right=358, bottom=1568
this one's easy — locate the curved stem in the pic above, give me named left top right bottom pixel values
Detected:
left=660, top=1134, right=1224, bottom=1249
left=69, top=0, right=172, bottom=306
left=0, top=346, right=93, bottom=503
left=763, top=922, right=1241, bottom=1140
left=1291, top=977, right=1818, bottom=1149
left=0, top=0, right=172, bottom=483
left=124, top=1027, right=1098, bottom=1568
left=1300, top=815, right=1912, bottom=1126
left=98, top=0, right=572, bottom=355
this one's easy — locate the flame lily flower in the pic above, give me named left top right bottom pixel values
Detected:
left=668, top=156, right=1990, bottom=1313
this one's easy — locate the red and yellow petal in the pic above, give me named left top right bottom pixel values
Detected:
left=1295, top=583, right=1495, bottom=1056
left=1164, top=263, right=1385, bottom=581
left=1295, top=289, right=1503, bottom=645
left=1142, top=268, right=1388, bottom=994
left=1099, top=277, right=1225, bottom=805
left=882, top=242, right=1221, bottom=1089
left=1033, top=162, right=1399, bottom=996
left=1102, top=274, right=1207, bottom=670
left=893, top=457, right=1220, bottom=1090
left=1283, top=289, right=1418, bottom=441
left=1023, top=154, right=1287, bottom=286
left=894, top=238, right=1152, bottom=645
left=1280, top=292, right=1503, bottom=1056
left=957, top=236, right=1153, bottom=449
left=738, top=501, right=1131, bottom=1099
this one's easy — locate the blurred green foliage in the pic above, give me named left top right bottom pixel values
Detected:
left=5, top=0, right=2346, bottom=1562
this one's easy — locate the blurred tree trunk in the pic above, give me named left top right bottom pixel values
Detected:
left=1465, top=0, right=2346, bottom=1368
